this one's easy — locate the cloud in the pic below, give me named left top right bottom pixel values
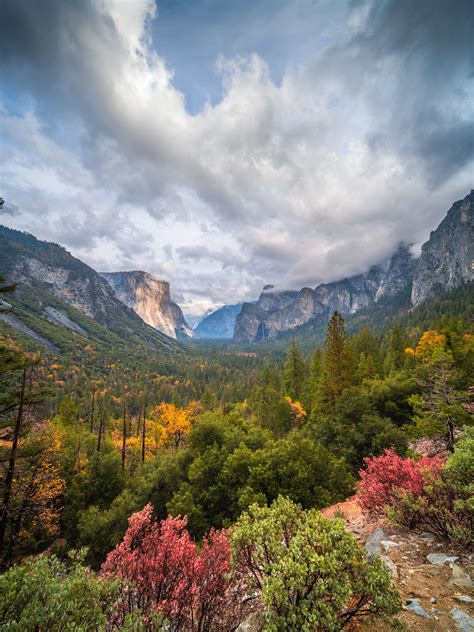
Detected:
left=0, top=0, right=472, bottom=315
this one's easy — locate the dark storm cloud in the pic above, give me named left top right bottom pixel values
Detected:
left=349, top=0, right=474, bottom=182
left=0, top=0, right=472, bottom=312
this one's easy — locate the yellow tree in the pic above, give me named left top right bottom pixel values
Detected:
left=152, top=403, right=191, bottom=449
left=284, top=396, right=307, bottom=426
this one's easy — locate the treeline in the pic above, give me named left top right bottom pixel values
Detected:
left=0, top=305, right=471, bottom=567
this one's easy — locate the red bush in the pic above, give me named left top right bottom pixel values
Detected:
left=101, top=503, right=247, bottom=631
left=357, top=450, right=444, bottom=515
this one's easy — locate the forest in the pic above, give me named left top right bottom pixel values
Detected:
left=0, top=285, right=472, bottom=631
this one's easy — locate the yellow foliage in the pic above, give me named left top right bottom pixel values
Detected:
left=152, top=402, right=192, bottom=448
left=404, top=347, right=415, bottom=357
left=284, top=396, right=307, bottom=424
left=414, top=330, right=447, bottom=358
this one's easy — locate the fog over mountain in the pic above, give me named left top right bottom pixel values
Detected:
left=0, top=0, right=472, bottom=315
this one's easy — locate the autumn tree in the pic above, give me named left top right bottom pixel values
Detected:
left=152, top=402, right=192, bottom=448
left=101, top=503, right=248, bottom=630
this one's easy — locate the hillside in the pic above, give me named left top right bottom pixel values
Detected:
left=0, top=226, right=181, bottom=354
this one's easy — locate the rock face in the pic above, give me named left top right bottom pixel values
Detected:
left=0, top=225, right=181, bottom=352
left=194, top=303, right=244, bottom=339
left=234, top=245, right=416, bottom=342
left=1, top=226, right=139, bottom=328
left=411, top=190, right=474, bottom=306
left=100, top=271, right=193, bottom=339
left=234, top=192, right=474, bottom=342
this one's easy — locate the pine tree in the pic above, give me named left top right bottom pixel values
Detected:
left=283, top=339, right=306, bottom=400
left=318, top=312, right=356, bottom=413
left=303, top=347, right=322, bottom=412
left=384, top=323, right=405, bottom=373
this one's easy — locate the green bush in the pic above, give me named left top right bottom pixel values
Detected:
left=231, top=496, right=401, bottom=631
left=0, top=550, right=120, bottom=631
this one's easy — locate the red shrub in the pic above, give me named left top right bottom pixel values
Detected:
left=101, top=504, right=247, bottom=631
left=357, top=450, right=444, bottom=515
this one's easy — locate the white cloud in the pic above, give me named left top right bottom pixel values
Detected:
left=0, top=0, right=472, bottom=315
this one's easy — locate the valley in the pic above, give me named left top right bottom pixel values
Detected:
left=0, top=192, right=472, bottom=631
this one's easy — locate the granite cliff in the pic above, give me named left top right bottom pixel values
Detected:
left=0, top=225, right=181, bottom=352
left=411, top=190, right=473, bottom=306
left=234, top=245, right=416, bottom=342
left=100, top=271, right=193, bottom=340
left=234, top=191, right=474, bottom=342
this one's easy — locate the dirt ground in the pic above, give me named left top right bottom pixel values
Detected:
left=322, top=497, right=474, bottom=631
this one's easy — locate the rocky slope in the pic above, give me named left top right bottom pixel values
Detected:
left=234, top=245, right=416, bottom=342
left=100, top=271, right=193, bottom=340
left=194, top=303, right=245, bottom=339
left=321, top=498, right=474, bottom=632
left=234, top=192, right=474, bottom=342
left=412, top=190, right=474, bottom=306
left=0, top=226, right=181, bottom=352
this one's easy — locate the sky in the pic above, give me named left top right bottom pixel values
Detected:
left=0, top=0, right=473, bottom=318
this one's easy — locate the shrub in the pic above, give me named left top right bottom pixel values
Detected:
left=388, top=473, right=473, bottom=546
left=388, top=429, right=474, bottom=545
left=357, top=449, right=444, bottom=515
left=231, top=496, right=401, bottom=631
left=101, top=503, right=248, bottom=631
left=0, top=550, right=120, bottom=631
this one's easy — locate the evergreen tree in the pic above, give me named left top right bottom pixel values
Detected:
left=318, top=312, right=356, bottom=412
left=384, top=323, right=405, bottom=373
left=283, top=339, right=306, bottom=400
left=303, top=347, right=322, bottom=412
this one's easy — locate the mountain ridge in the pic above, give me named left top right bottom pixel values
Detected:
left=233, top=191, right=474, bottom=342
left=0, top=225, right=182, bottom=353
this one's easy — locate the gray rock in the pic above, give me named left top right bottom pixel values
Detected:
left=233, top=245, right=416, bottom=342
left=236, top=613, right=264, bottom=632
left=381, top=555, right=398, bottom=579
left=412, top=191, right=474, bottom=306
left=194, top=303, right=243, bottom=339
left=449, top=564, right=474, bottom=589
left=454, top=596, right=474, bottom=604
left=431, top=597, right=437, bottom=604
left=450, top=607, right=474, bottom=632
left=101, top=271, right=193, bottom=339
left=405, top=599, right=431, bottom=619
left=426, top=553, right=459, bottom=566
left=365, top=528, right=387, bottom=555
left=381, top=540, right=401, bottom=551
left=421, top=531, right=436, bottom=540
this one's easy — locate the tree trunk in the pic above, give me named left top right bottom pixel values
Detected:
left=122, top=405, right=127, bottom=470
left=446, top=418, right=455, bottom=453
left=0, top=368, right=26, bottom=555
left=141, top=404, right=146, bottom=464
left=89, top=386, right=96, bottom=432
left=97, top=406, right=104, bottom=452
